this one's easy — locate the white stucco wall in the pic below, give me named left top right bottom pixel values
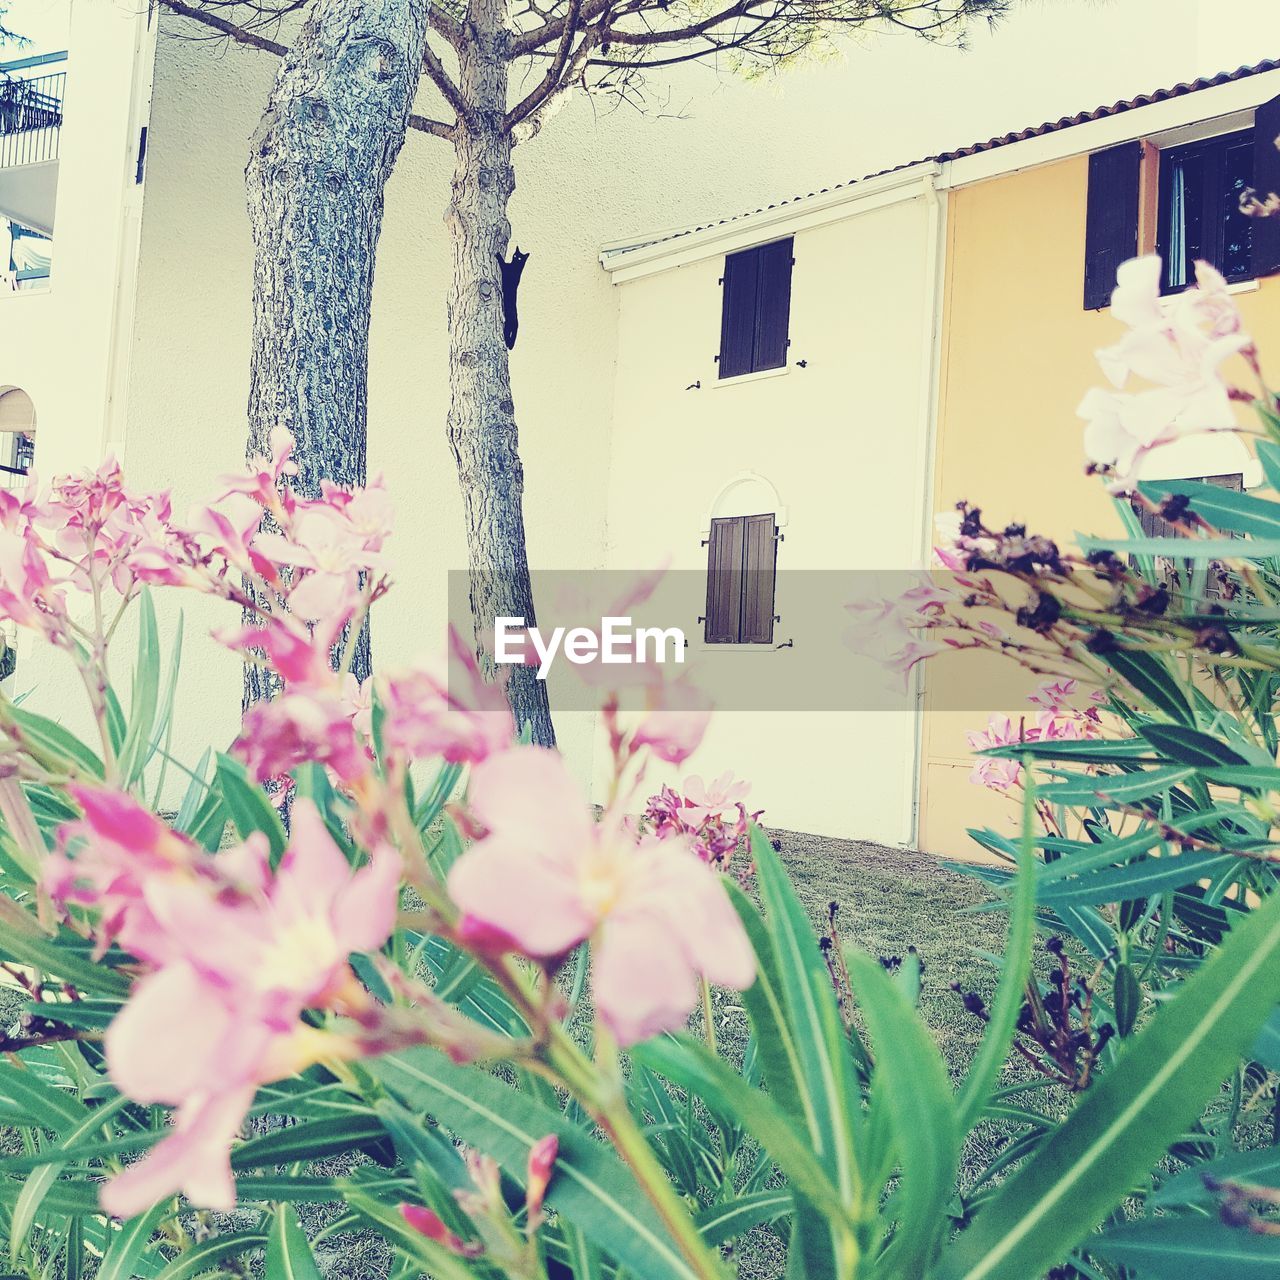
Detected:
left=602, top=188, right=939, bottom=842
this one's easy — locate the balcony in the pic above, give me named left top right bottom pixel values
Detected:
left=0, top=52, right=65, bottom=242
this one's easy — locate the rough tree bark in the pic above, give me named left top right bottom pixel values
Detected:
left=445, top=0, right=556, bottom=746
left=242, top=0, right=430, bottom=710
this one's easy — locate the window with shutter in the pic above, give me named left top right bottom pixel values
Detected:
left=1130, top=473, right=1242, bottom=601
left=717, top=239, right=793, bottom=378
left=1156, top=129, right=1254, bottom=293
left=1083, top=142, right=1142, bottom=310
left=703, top=513, right=778, bottom=644
left=1251, top=94, right=1280, bottom=279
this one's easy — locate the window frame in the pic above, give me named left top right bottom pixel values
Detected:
left=1154, top=127, right=1255, bottom=295
left=716, top=238, right=794, bottom=380
left=702, top=512, right=779, bottom=645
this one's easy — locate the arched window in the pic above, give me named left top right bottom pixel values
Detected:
left=0, top=386, right=35, bottom=489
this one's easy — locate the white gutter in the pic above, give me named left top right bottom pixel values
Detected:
left=903, top=169, right=947, bottom=852
left=600, top=161, right=941, bottom=283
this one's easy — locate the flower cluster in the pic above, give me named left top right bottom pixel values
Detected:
left=1078, top=257, right=1256, bottom=493
left=46, top=788, right=398, bottom=1215
left=448, top=749, right=755, bottom=1046
left=18, top=429, right=756, bottom=1218
left=966, top=679, right=1103, bottom=792
left=640, top=771, right=759, bottom=867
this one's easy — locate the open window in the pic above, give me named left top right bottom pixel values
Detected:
left=703, top=513, right=778, bottom=644
left=1155, top=129, right=1254, bottom=294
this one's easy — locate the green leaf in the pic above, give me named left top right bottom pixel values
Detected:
left=214, top=753, right=286, bottom=860
left=97, top=1201, right=171, bottom=1280
left=1138, top=477, right=1280, bottom=538
left=1087, top=1217, right=1280, bottom=1276
left=632, top=1037, right=848, bottom=1226
left=1077, top=535, right=1280, bottom=560
left=266, top=1205, right=324, bottom=1280
left=148, top=1233, right=269, bottom=1280
left=938, top=876, right=1280, bottom=1280
left=0, top=1062, right=92, bottom=1133
left=749, top=825, right=863, bottom=1279
left=1251, top=1007, right=1280, bottom=1071
left=1154, top=1145, right=1280, bottom=1208
left=0, top=927, right=130, bottom=996
left=373, top=1047, right=706, bottom=1280
left=957, top=781, right=1037, bottom=1129
left=119, top=589, right=161, bottom=785
left=1037, top=764, right=1197, bottom=807
left=694, top=1191, right=793, bottom=1247
left=8, top=706, right=104, bottom=779
left=724, top=881, right=805, bottom=1112
left=1114, top=963, right=1141, bottom=1038
left=1105, top=650, right=1195, bottom=725
left=750, top=827, right=862, bottom=1200
left=846, top=952, right=959, bottom=1279
left=231, top=1114, right=386, bottom=1169
left=10, top=1160, right=62, bottom=1264
left=1257, top=439, right=1280, bottom=491
left=1036, top=852, right=1239, bottom=908
left=1140, top=724, right=1251, bottom=767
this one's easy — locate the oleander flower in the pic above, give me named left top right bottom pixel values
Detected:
left=447, top=747, right=755, bottom=1044
left=379, top=629, right=514, bottom=765
left=235, top=688, right=369, bottom=785
left=1081, top=256, right=1253, bottom=491
left=97, top=801, right=399, bottom=1216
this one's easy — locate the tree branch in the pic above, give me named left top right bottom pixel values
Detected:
left=506, top=0, right=583, bottom=130
left=156, top=0, right=290, bottom=55
left=409, top=111, right=457, bottom=137
left=422, top=37, right=471, bottom=126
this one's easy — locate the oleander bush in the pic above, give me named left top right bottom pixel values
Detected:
left=0, top=255, right=1278, bottom=1279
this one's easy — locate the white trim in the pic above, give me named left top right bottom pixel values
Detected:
left=600, top=163, right=940, bottom=281
left=701, top=470, right=789, bottom=535
left=599, top=68, right=1280, bottom=279
left=940, top=68, right=1280, bottom=191
left=710, top=364, right=790, bottom=390
left=1145, top=108, right=1255, bottom=150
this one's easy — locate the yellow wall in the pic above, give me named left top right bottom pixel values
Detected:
left=920, top=152, right=1280, bottom=857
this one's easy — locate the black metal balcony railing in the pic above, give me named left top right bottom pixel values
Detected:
left=0, top=73, right=64, bottom=168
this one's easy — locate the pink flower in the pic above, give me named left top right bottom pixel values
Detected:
left=399, top=1204, right=481, bottom=1257
left=254, top=507, right=379, bottom=622
left=379, top=629, right=513, bottom=765
left=45, top=786, right=225, bottom=964
left=341, top=673, right=374, bottom=739
left=1082, top=255, right=1252, bottom=491
left=966, top=715, right=1025, bottom=792
left=682, top=772, right=751, bottom=825
left=97, top=801, right=399, bottom=1215
left=447, top=748, right=754, bottom=1045
left=631, top=677, right=712, bottom=765
left=235, top=689, right=369, bottom=785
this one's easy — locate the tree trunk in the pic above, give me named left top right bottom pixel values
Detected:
left=446, top=0, right=556, bottom=746
left=242, top=0, right=429, bottom=710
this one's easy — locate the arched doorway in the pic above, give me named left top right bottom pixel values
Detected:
left=0, top=385, right=36, bottom=488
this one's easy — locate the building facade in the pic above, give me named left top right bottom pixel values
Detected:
left=602, top=61, right=1280, bottom=851
left=4, top=1, right=1280, bottom=849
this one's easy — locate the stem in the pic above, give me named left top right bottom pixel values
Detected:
left=566, top=1032, right=725, bottom=1280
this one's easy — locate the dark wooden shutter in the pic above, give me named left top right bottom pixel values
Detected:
left=740, top=514, right=778, bottom=644
left=704, top=517, right=745, bottom=643
left=718, top=251, right=760, bottom=379
left=1083, top=142, right=1142, bottom=310
left=1131, top=474, right=1242, bottom=600
left=753, top=238, right=793, bottom=373
left=1252, top=94, right=1280, bottom=278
